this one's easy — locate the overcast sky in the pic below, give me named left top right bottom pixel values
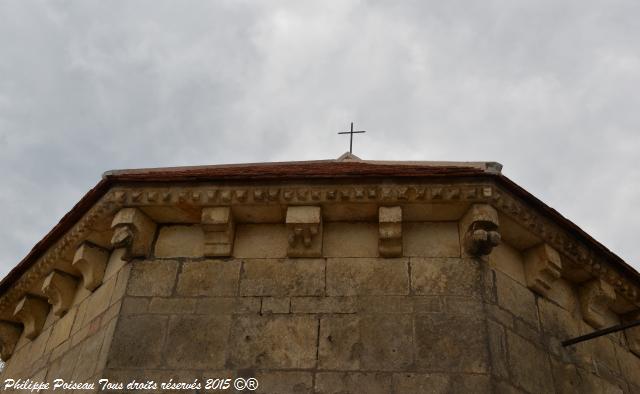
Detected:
left=1, top=1, right=639, bottom=276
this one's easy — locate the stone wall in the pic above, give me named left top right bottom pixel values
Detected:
left=2, top=206, right=640, bottom=393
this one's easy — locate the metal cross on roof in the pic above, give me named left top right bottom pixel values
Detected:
left=338, top=122, right=366, bottom=154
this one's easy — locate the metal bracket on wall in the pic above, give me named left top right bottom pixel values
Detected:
left=562, top=319, right=640, bottom=347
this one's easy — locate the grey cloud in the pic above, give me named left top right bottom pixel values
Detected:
left=0, top=0, right=639, bottom=275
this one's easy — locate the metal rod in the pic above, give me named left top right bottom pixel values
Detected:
left=350, top=122, right=353, bottom=153
left=562, top=319, right=640, bottom=347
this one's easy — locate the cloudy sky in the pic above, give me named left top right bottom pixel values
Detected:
left=0, top=1, right=639, bottom=276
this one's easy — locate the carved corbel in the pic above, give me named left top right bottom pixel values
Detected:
left=42, top=270, right=79, bottom=317
left=201, top=207, right=236, bottom=257
left=523, top=243, right=562, bottom=297
left=286, top=206, right=322, bottom=257
left=111, top=208, right=157, bottom=261
left=72, top=242, right=109, bottom=291
left=13, top=295, right=49, bottom=340
left=579, top=278, right=616, bottom=328
left=623, top=310, right=640, bottom=357
left=459, top=204, right=501, bottom=256
left=379, top=206, right=402, bottom=257
left=0, top=321, right=21, bottom=360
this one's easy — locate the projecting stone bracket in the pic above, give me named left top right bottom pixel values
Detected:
left=0, top=321, right=21, bottom=360
left=13, top=295, right=49, bottom=340
left=379, top=206, right=402, bottom=257
left=201, top=207, right=236, bottom=257
left=524, top=243, right=562, bottom=298
left=579, top=278, right=616, bottom=328
left=460, top=204, right=501, bottom=257
left=111, top=208, right=157, bottom=261
left=72, top=242, right=109, bottom=291
left=42, top=270, right=79, bottom=317
left=286, top=206, right=322, bottom=257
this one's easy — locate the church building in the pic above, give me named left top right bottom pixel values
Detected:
left=0, top=154, right=639, bottom=393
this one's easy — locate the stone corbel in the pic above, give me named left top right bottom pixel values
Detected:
left=201, top=207, right=236, bottom=257
left=42, top=270, right=79, bottom=317
left=0, top=321, right=21, bottom=360
left=523, top=243, right=562, bottom=298
left=13, top=295, right=49, bottom=340
left=379, top=206, right=402, bottom=257
left=459, top=204, right=501, bottom=257
left=579, top=278, right=616, bottom=328
left=72, top=242, right=109, bottom=291
left=111, top=208, right=157, bottom=261
left=623, top=310, right=640, bottom=357
left=286, top=206, right=322, bottom=257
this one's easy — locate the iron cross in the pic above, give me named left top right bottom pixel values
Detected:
left=338, top=122, right=367, bottom=154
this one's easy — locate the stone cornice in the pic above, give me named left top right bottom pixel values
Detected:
left=1, top=178, right=638, bottom=326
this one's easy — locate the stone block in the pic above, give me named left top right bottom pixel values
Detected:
left=233, top=224, right=288, bottom=258
left=617, top=346, right=640, bottom=388
left=176, top=260, right=240, bottom=296
left=108, top=315, right=167, bottom=369
left=120, top=297, right=149, bottom=315
left=318, top=315, right=413, bottom=370
left=165, top=315, right=231, bottom=369
left=623, top=310, right=640, bottom=357
left=240, top=259, right=325, bottom=296
left=196, top=297, right=261, bottom=315
left=415, top=314, right=489, bottom=373
left=72, top=326, right=105, bottom=380
left=286, top=206, right=323, bottom=257
left=411, top=257, right=482, bottom=298
left=315, top=372, right=391, bottom=394
left=254, top=371, right=313, bottom=394
left=45, top=306, right=77, bottom=353
left=323, top=222, right=379, bottom=257
left=495, top=271, right=539, bottom=328
left=378, top=206, right=402, bottom=257
left=291, top=297, right=357, bottom=314
left=82, top=273, right=117, bottom=324
left=356, top=296, right=414, bottom=314
left=127, top=259, right=179, bottom=297
left=537, top=297, right=580, bottom=340
left=403, top=222, right=460, bottom=257
left=506, top=331, right=554, bottom=394
left=154, top=225, right=204, bottom=258
left=148, top=297, right=197, bottom=314
left=262, top=297, right=290, bottom=314
left=227, top=315, right=318, bottom=369
left=392, top=373, right=491, bottom=394
left=326, top=258, right=409, bottom=296
left=201, top=206, right=235, bottom=256
left=489, top=242, right=526, bottom=285
left=524, top=243, right=562, bottom=298
left=104, top=247, right=128, bottom=281
left=72, top=242, right=109, bottom=291
left=487, top=319, right=509, bottom=379
left=0, top=321, right=21, bottom=360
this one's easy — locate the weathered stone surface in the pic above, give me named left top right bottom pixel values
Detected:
left=72, top=325, right=106, bottom=380
left=262, top=297, right=290, bottom=314
left=459, top=203, right=501, bottom=256
left=148, top=297, right=197, bottom=314
left=195, top=297, right=261, bottom=315
left=255, top=371, right=313, bottom=394
left=403, top=222, right=460, bottom=257
left=0, top=321, right=21, bottom=360
left=506, top=331, right=554, bottom=394
left=319, top=315, right=413, bottom=371
left=415, top=314, right=488, bottom=373
left=240, top=259, right=325, bottom=296
left=524, top=243, right=562, bottom=298
left=111, top=207, right=157, bottom=260
left=201, top=206, right=235, bottom=257
left=326, top=258, right=409, bottom=296
left=617, top=345, right=640, bottom=387
left=165, top=315, right=231, bottom=369
left=315, top=372, right=391, bottom=394
left=154, top=225, right=204, bottom=258
left=323, top=222, right=379, bottom=257
left=378, top=206, right=402, bottom=257
left=495, top=271, right=539, bottom=328
left=623, top=310, right=640, bottom=357
left=392, top=373, right=491, bottom=393
left=227, top=315, right=318, bottom=369
left=72, top=242, right=109, bottom=291
left=176, top=260, right=240, bottom=296
left=286, top=206, right=323, bottom=257
left=41, top=270, right=78, bottom=317
left=127, top=259, right=179, bottom=297
left=550, top=360, right=624, bottom=394
left=13, top=295, right=49, bottom=340
left=579, top=278, right=616, bottom=329
left=489, top=242, right=526, bottom=285
left=411, top=258, right=481, bottom=298
left=291, top=297, right=357, bottom=314
left=233, top=224, right=288, bottom=258
left=487, top=319, right=509, bottom=379
left=108, top=315, right=167, bottom=369
left=45, top=306, right=77, bottom=352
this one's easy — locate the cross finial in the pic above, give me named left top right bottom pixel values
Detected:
left=338, top=122, right=366, bottom=154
